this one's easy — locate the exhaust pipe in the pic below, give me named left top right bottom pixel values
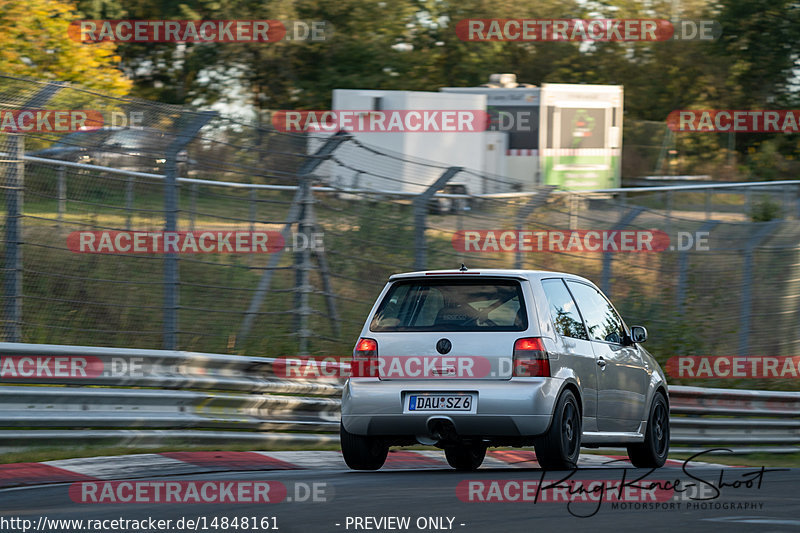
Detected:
left=427, top=418, right=458, bottom=442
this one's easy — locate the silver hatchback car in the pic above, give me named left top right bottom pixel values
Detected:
left=340, top=268, right=669, bottom=471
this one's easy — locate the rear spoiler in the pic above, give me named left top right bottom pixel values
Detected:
left=388, top=273, right=528, bottom=281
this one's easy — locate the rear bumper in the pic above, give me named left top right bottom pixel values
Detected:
left=341, top=378, right=562, bottom=437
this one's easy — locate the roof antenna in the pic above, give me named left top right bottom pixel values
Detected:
left=459, top=263, right=468, bottom=272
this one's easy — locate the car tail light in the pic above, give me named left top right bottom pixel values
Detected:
left=513, top=337, right=550, bottom=377
left=352, top=337, right=378, bottom=377
left=354, top=338, right=377, bottom=358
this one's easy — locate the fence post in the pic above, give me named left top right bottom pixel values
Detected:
left=569, top=194, right=578, bottom=230
left=745, top=188, right=753, bottom=219
left=249, top=188, right=257, bottom=232
left=2, top=81, right=63, bottom=342
left=676, top=221, right=718, bottom=311
left=189, top=183, right=198, bottom=231
left=666, top=190, right=673, bottom=218
left=413, top=167, right=462, bottom=270
left=163, top=111, right=216, bottom=350
left=125, top=176, right=134, bottom=230
left=794, top=185, right=800, bottom=220
left=296, top=176, right=313, bottom=355
left=738, top=221, right=780, bottom=356
left=236, top=131, right=351, bottom=348
left=456, top=202, right=464, bottom=266
left=783, top=186, right=791, bottom=219
left=57, top=165, right=66, bottom=226
left=3, top=134, right=24, bottom=342
left=514, top=189, right=553, bottom=269
left=601, top=206, right=643, bottom=297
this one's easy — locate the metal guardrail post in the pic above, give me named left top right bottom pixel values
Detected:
left=413, top=166, right=462, bottom=270
left=163, top=111, right=216, bottom=350
left=738, top=220, right=780, bottom=356
left=3, top=81, right=63, bottom=342
left=601, top=206, right=643, bottom=297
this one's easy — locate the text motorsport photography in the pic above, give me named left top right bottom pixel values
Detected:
left=457, top=450, right=786, bottom=518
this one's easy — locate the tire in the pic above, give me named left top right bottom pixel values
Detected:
left=340, top=423, right=389, bottom=470
left=627, top=392, right=670, bottom=468
left=535, top=389, right=581, bottom=470
left=444, top=443, right=487, bottom=471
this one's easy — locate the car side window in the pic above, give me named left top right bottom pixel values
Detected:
left=541, top=279, right=588, bottom=340
left=566, top=281, right=626, bottom=345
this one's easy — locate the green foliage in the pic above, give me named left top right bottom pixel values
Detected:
left=745, top=139, right=800, bottom=181
left=0, top=0, right=131, bottom=95
left=749, top=196, right=782, bottom=222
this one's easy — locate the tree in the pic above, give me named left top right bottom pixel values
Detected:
left=0, top=0, right=131, bottom=95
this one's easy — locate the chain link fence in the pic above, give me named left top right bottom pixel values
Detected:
left=2, top=75, right=800, bottom=388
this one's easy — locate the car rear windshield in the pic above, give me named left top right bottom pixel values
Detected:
left=369, top=278, right=527, bottom=332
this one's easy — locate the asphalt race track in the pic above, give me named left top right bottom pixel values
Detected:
left=0, top=451, right=798, bottom=533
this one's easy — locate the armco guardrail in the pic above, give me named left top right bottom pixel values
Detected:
left=0, top=343, right=798, bottom=453
left=668, top=385, right=800, bottom=451
left=0, top=342, right=343, bottom=448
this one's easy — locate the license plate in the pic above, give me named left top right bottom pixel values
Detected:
left=405, top=393, right=476, bottom=413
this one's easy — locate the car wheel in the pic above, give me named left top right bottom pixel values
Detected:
left=627, top=392, right=669, bottom=468
left=444, top=443, right=487, bottom=471
left=535, top=389, right=581, bottom=470
left=340, top=423, right=389, bottom=470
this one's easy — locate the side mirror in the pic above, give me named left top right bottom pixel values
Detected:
left=630, top=326, right=648, bottom=344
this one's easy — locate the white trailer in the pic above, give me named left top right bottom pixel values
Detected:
left=311, top=77, right=623, bottom=194
left=441, top=84, right=540, bottom=190
left=310, top=89, right=498, bottom=195
left=442, top=81, right=623, bottom=191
